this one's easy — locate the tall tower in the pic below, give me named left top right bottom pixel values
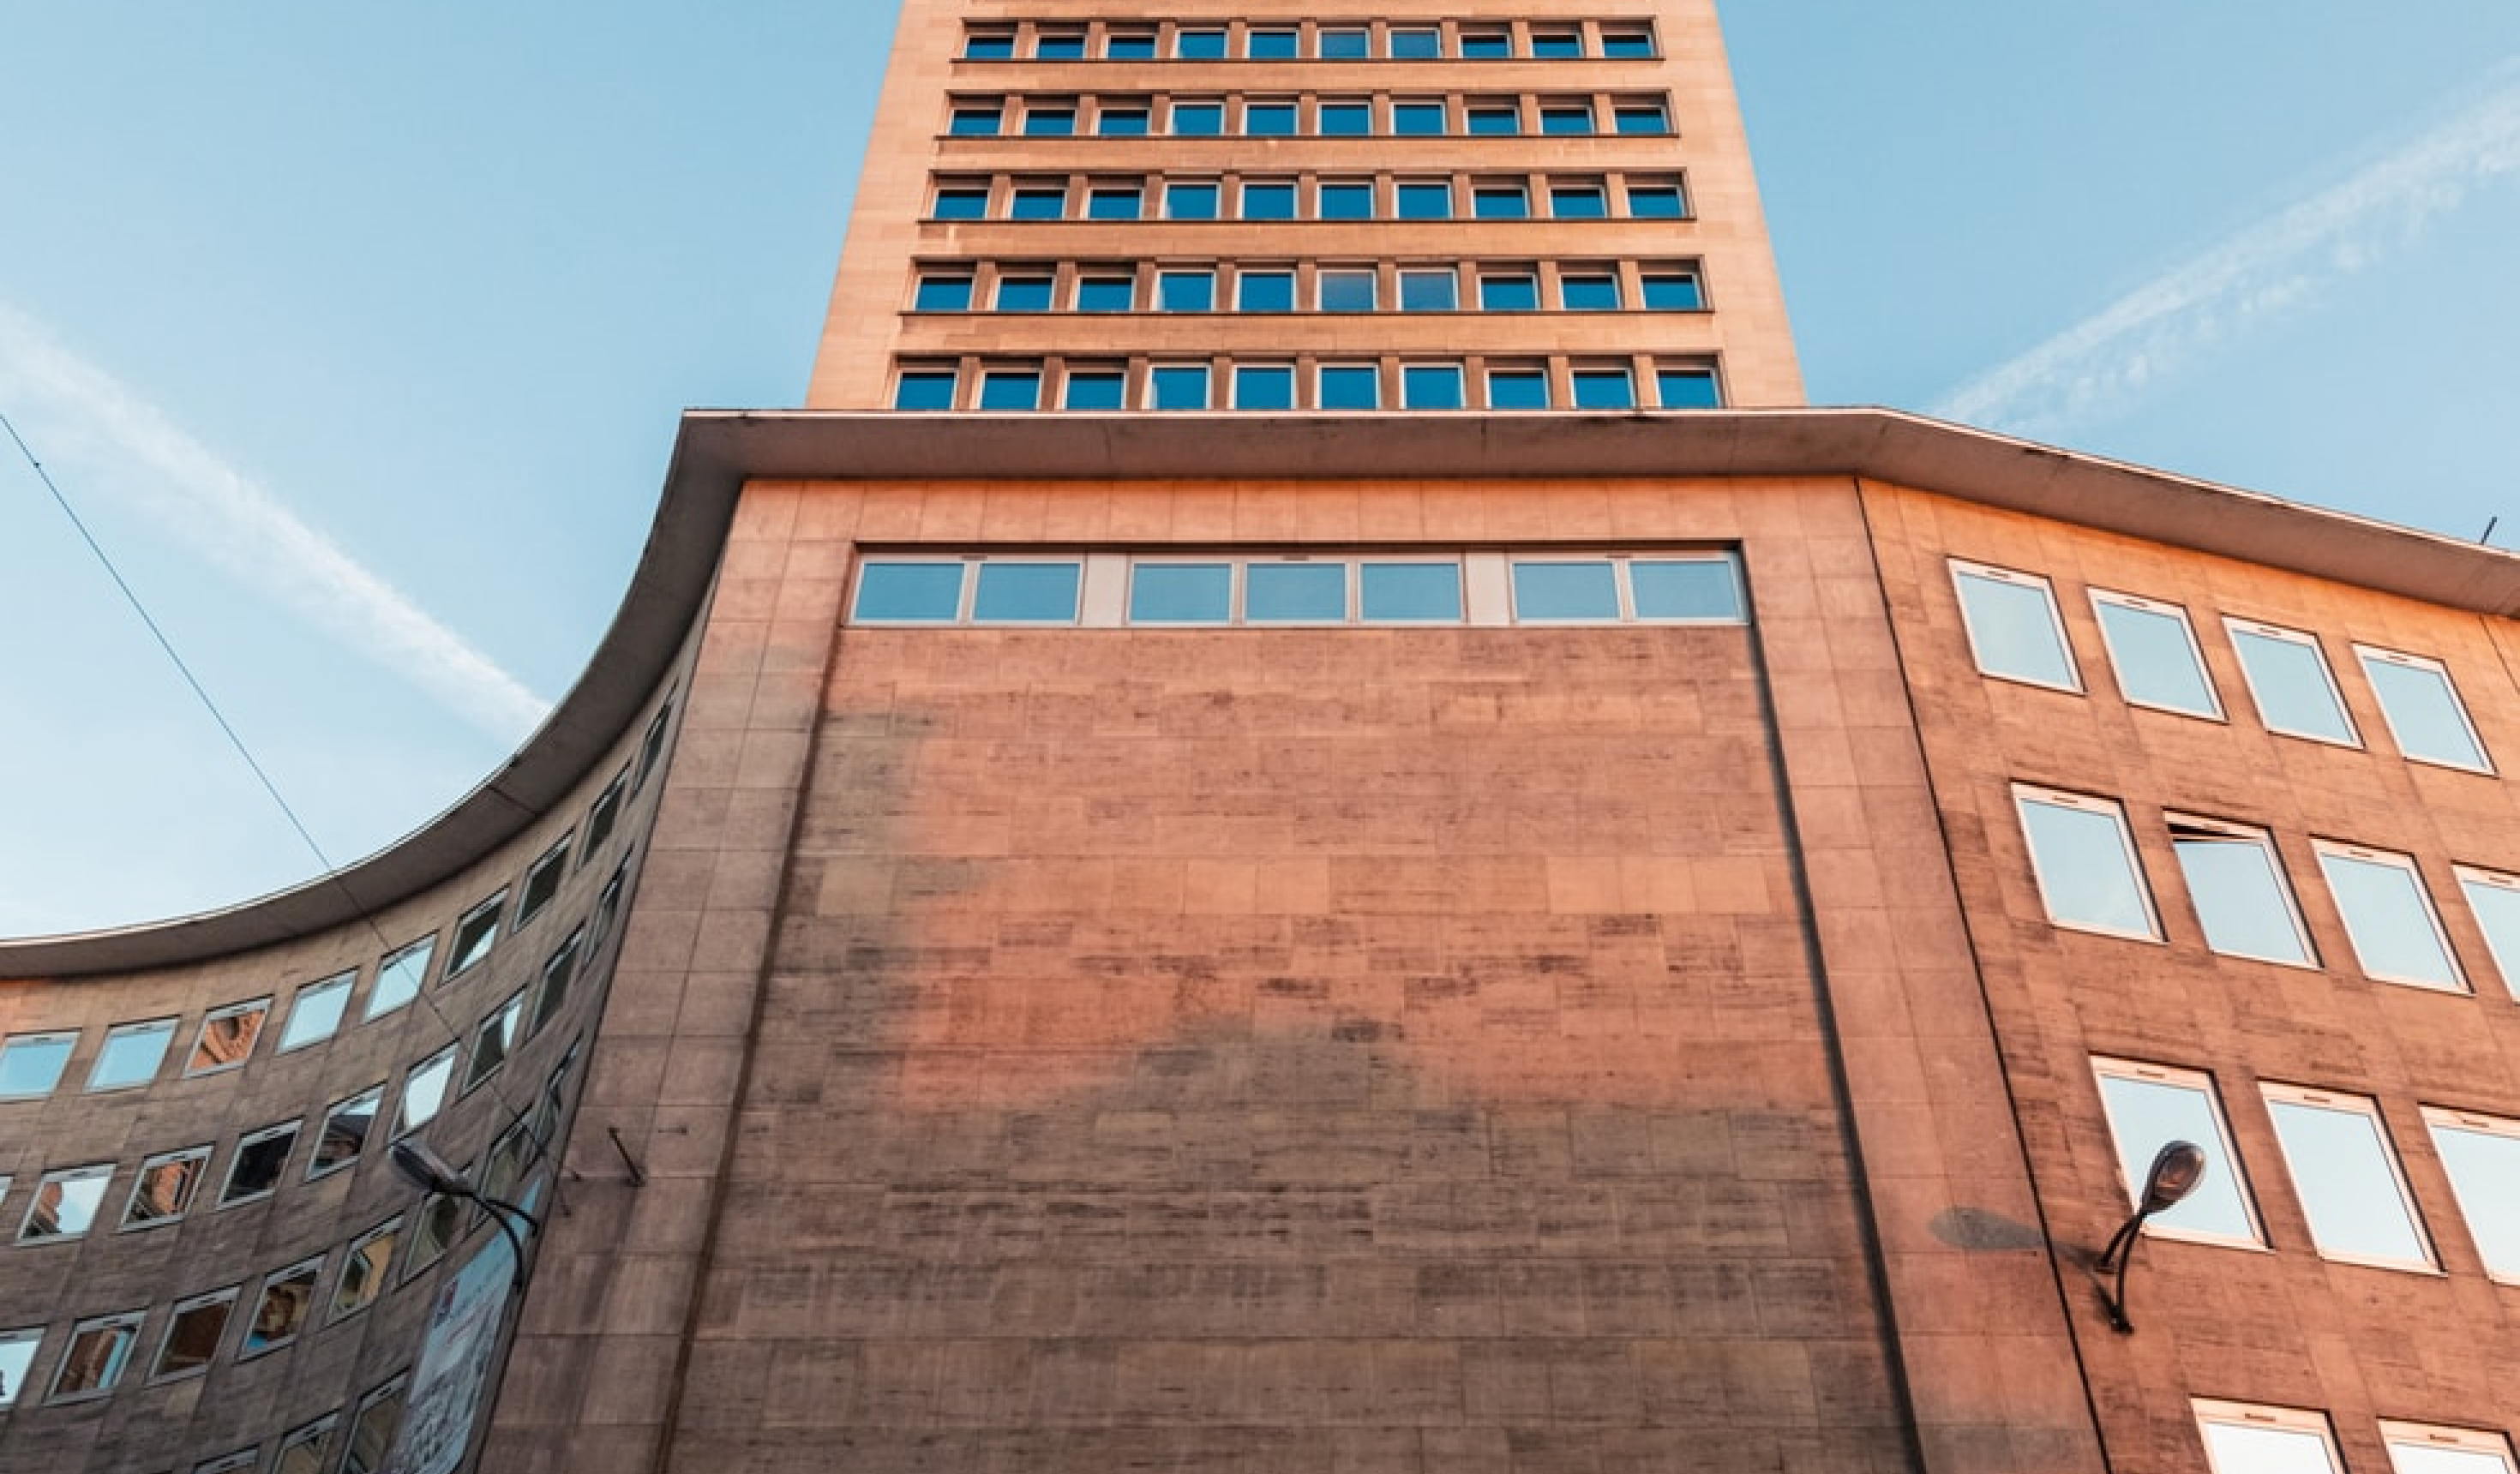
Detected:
left=807, top=0, right=1803, bottom=414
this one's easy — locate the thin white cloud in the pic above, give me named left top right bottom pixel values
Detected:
left=0, top=302, right=550, bottom=740
left=1935, top=60, right=2520, bottom=438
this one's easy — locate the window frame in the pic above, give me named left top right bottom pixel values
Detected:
left=240, top=1255, right=325, bottom=1359
left=309, top=1084, right=387, bottom=1180
left=0, top=1029, right=78, bottom=1099
left=516, top=832, right=573, bottom=926
left=1950, top=559, right=2082, bottom=692
left=2454, top=862, right=2520, bottom=996
left=2093, top=1058, right=2265, bottom=1249
left=2355, top=643, right=2494, bottom=773
left=444, top=894, right=506, bottom=982
left=395, top=1044, right=459, bottom=1137
left=2194, top=1400, right=2344, bottom=1474
left=2226, top=617, right=2361, bottom=747
left=2259, top=1082, right=2437, bottom=1272
left=220, top=1119, right=302, bottom=1207
left=121, top=1144, right=213, bottom=1231
left=86, top=1016, right=178, bottom=1093
left=2013, top=785, right=2162, bottom=941
left=464, top=989, right=531, bottom=1094
left=2165, top=813, right=2318, bottom=967
left=2313, top=840, right=2466, bottom=992
left=184, top=996, right=270, bottom=1076
left=0, top=1327, right=41, bottom=1409
left=151, top=1285, right=240, bottom=1383
left=46, top=1311, right=144, bottom=1404
left=2422, top=1105, right=2520, bottom=1284
left=2091, top=588, right=2224, bottom=720
left=330, top=1215, right=403, bottom=1323
left=21, top=1163, right=114, bottom=1243
left=2379, top=1422, right=2520, bottom=1474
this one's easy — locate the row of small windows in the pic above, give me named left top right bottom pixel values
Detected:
left=963, top=20, right=1659, bottom=63
left=2193, top=1399, right=2517, bottom=1473
left=1953, top=559, right=2498, bottom=774
left=946, top=91, right=1672, bottom=139
left=912, top=259, right=1703, bottom=315
left=0, top=697, right=668, bottom=1108
left=0, top=1359, right=406, bottom=1473
left=2014, top=782, right=2520, bottom=998
left=931, top=170, right=1688, bottom=222
left=847, top=551, right=1747, bottom=628
left=2096, top=1054, right=2520, bottom=1288
left=893, top=356, right=1722, bottom=413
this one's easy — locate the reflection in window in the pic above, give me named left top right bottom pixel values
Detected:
left=279, top=971, right=356, bottom=1051
left=445, top=898, right=504, bottom=982
left=332, top=1219, right=402, bottom=1321
left=87, top=1017, right=177, bottom=1092
left=2091, top=590, right=2221, bottom=717
left=2261, top=1085, right=2432, bottom=1268
left=895, top=367, right=958, bottom=410
left=2016, top=788, right=2157, bottom=938
left=2094, top=1060, right=2259, bottom=1245
left=123, top=1146, right=212, bottom=1228
left=855, top=560, right=965, bottom=622
left=1174, top=27, right=1225, bottom=59
left=153, top=1289, right=238, bottom=1381
left=0, top=1031, right=77, bottom=1098
left=1632, top=559, right=1744, bottom=621
left=398, top=1046, right=458, bottom=1136
left=2425, top=1108, right=2520, bottom=1283
left=243, top=1258, right=323, bottom=1357
left=1513, top=560, right=1621, bottom=620
left=1655, top=366, right=1721, bottom=409
left=465, top=992, right=530, bottom=1094
left=0, top=1328, right=39, bottom=1408
left=1318, top=268, right=1377, bottom=313
left=1246, top=563, right=1348, bottom=623
left=2316, top=843, right=2463, bottom=991
left=2229, top=620, right=2359, bottom=745
left=274, top=1416, right=341, bottom=1474
left=1952, top=560, right=2079, bottom=691
left=2359, top=646, right=2493, bottom=771
left=1359, top=563, right=1463, bottom=623
left=21, top=1165, right=112, bottom=1242
left=187, top=998, right=269, bottom=1076
left=405, top=1184, right=467, bottom=1280
left=2456, top=866, right=2520, bottom=994
left=2169, top=818, right=2314, bottom=965
left=533, top=931, right=584, bottom=1034
left=222, top=1121, right=300, bottom=1206
left=2381, top=1423, right=2520, bottom=1474
left=48, top=1314, right=142, bottom=1402
left=973, top=561, right=1083, bottom=622
left=2196, top=1402, right=2343, bottom=1474
left=345, top=1378, right=411, bottom=1474
left=1133, top=564, right=1234, bottom=624
left=372, top=935, right=438, bottom=1021
left=312, top=1087, right=385, bottom=1179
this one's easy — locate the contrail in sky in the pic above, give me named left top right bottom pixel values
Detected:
left=0, top=302, right=551, bottom=740
left=1935, top=59, right=2520, bottom=438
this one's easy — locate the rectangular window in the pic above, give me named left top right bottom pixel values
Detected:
left=1239, top=180, right=1296, bottom=219
left=1488, top=367, right=1549, bottom=409
left=532, top=931, right=582, bottom=1034
left=21, top=1165, right=112, bottom=1241
left=1173, top=27, right=1226, bottom=60
left=1398, top=268, right=1457, bottom=311
left=1392, top=99, right=1445, bottom=135
left=2015, top=786, right=2159, bottom=938
left=895, top=367, right=958, bottom=410
left=518, top=834, right=572, bottom=926
left=1317, top=363, right=1379, bottom=409
left=948, top=100, right=1002, bottom=136
left=1396, top=181, right=1453, bottom=220
left=2168, top=816, right=2314, bottom=965
left=465, top=991, right=527, bottom=1094
left=2228, top=619, right=2360, bottom=746
left=1625, top=181, right=1688, bottom=218
left=1389, top=27, right=1440, bottom=59
left=1631, top=558, right=1745, bottom=621
left=2261, top=1083, right=2433, bottom=1269
left=1106, top=31, right=1156, bottom=60
left=1473, top=183, right=1530, bottom=219
left=0, top=1328, right=35, bottom=1410
left=2091, top=590, right=2223, bottom=717
left=1570, top=367, right=1635, bottom=410
left=974, top=560, right=1083, bottom=620
left=1655, top=364, right=1722, bottom=408
left=1171, top=99, right=1225, bottom=136
left=153, top=1288, right=237, bottom=1381
left=1085, top=185, right=1142, bottom=219
left=1951, top=560, right=2079, bottom=691
left=242, top=1257, right=322, bottom=1358
left=1095, top=105, right=1149, bottom=137
left=275, top=1417, right=341, bottom=1474
left=1513, top=560, right=1621, bottom=621
left=1318, top=180, right=1373, bottom=219
left=914, top=273, right=972, bottom=312
left=1021, top=103, right=1077, bottom=137
left=1614, top=101, right=1672, bottom=134
left=962, top=30, right=1013, bottom=60
left=1149, top=364, right=1210, bottom=410
left=1034, top=31, right=1083, bottom=60
left=1245, top=27, right=1298, bottom=59
left=1317, top=267, right=1377, bottom=313
left=2315, top=841, right=2464, bottom=991
left=1466, top=103, right=1520, bottom=136
left=1165, top=180, right=1220, bottom=219
left=1460, top=27, right=1512, bottom=59
left=1539, top=103, right=1595, bottom=135
left=332, top=1218, right=401, bottom=1321
left=278, top=970, right=354, bottom=1051
left=2358, top=645, right=2492, bottom=771
left=1319, top=27, right=1369, bottom=59
left=347, top=1377, right=410, bottom=1474
left=1008, top=185, right=1067, bottom=219
left=2425, top=1106, right=2520, bottom=1283
left=2381, top=1423, right=2520, bottom=1474
left=993, top=275, right=1053, bottom=311
left=2094, top=1059, right=2260, bottom=1246
left=48, top=1314, right=142, bottom=1402
left=1601, top=27, right=1657, bottom=58
left=1233, top=364, right=1295, bottom=410
left=2196, top=1402, right=2343, bottom=1474
left=1479, top=272, right=1539, bottom=311
left=1131, top=563, right=1235, bottom=624
left=1237, top=270, right=1294, bottom=312
left=978, top=368, right=1042, bottom=410
left=1560, top=271, right=1620, bottom=309
left=370, top=936, right=435, bottom=1017
left=1548, top=183, right=1608, bottom=219
left=1401, top=363, right=1465, bottom=410
left=397, top=1045, right=458, bottom=1136
left=1064, top=368, right=1126, bottom=410
left=447, top=896, right=504, bottom=981
left=87, top=1017, right=177, bottom=1092
left=1247, top=562, right=1348, bottom=623
left=582, top=767, right=629, bottom=855
left=122, top=1145, right=211, bottom=1229
left=310, top=1085, right=384, bottom=1179
left=854, top=560, right=964, bottom=621
left=2456, top=865, right=2520, bottom=993
left=0, top=1030, right=75, bottom=1098
left=1243, top=100, right=1297, bottom=136
left=1076, top=274, right=1135, bottom=311
left=1359, top=562, right=1464, bottom=622
left=1641, top=270, right=1704, bottom=310
left=221, top=1120, right=299, bottom=1205
left=1318, top=99, right=1371, bottom=135
left=1532, top=29, right=1585, bottom=59
left=932, top=184, right=988, bottom=220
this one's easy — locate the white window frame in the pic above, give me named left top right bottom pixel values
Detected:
left=2013, top=785, right=2162, bottom=941
left=2194, top=1400, right=2344, bottom=1474
left=2164, top=814, right=2317, bottom=967
left=2090, top=588, right=2223, bottom=719
left=2226, top=616, right=2361, bottom=747
left=2381, top=1422, right=2520, bottom=1474
left=2355, top=644, right=2495, bottom=774
left=2421, top=1105, right=2520, bottom=1285
left=2093, top=1057, right=2264, bottom=1249
left=2453, top=863, right=2520, bottom=998
left=1950, top=559, right=2081, bottom=692
left=2313, top=840, right=2466, bottom=992
left=2259, top=1082, right=2436, bottom=1272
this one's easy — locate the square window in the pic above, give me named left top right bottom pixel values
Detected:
left=1319, top=100, right=1371, bottom=136
left=1540, top=105, right=1595, bottom=135
left=1602, top=28, right=1657, bottom=58
left=1461, top=30, right=1512, bottom=59
left=1238, top=271, right=1295, bottom=312
left=2380, top=1422, right=2519, bottom=1474
left=1131, top=563, right=1235, bottom=622
left=2093, top=1059, right=2260, bottom=1246
left=1570, top=367, right=1635, bottom=409
left=1317, top=364, right=1380, bottom=409
left=1467, top=105, right=1520, bottom=136
left=1631, top=558, right=1745, bottom=621
left=310, top=1086, right=384, bottom=1179
left=1399, top=269, right=1457, bottom=311
left=896, top=368, right=958, bottom=410
left=1106, top=33, right=1156, bottom=60
left=1245, top=101, right=1297, bottom=136
left=1389, top=27, right=1440, bottom=59
left=1096, top=107, right=1150, bottom=137
left=1023, top=105, right=1077, bottom=137
left=1149, top=364, right=1211, bottom=410
left=1615, top=103, right=1671, bottom=134
left=933, top=186, right=988, bottom=220
left=914, top=275, right=973, bottom=312
left=87, top=1018, right=176, bottom=1092
left=2169, top=817, right=2315, bottom=966
left=1174, top=28, right=1226, bottom=60
left=1656, top=366, right=1722, bottom=408
left=1479, top=273, right=1539, bottom=311
left=1317, top=269, right=1377, bottom=313
left=1165, top=181, right=1220, bottom=219
left=1397, top=182, right=1454, bottom=220
left=123, top=1146, right=211, bottom=1228
left=1641, top=272, right=1704, bottom=310
left=221, top=1121, right=299, bottom=1206
left=2092, top=590, right=2223, bottom=717
left=1035, top=33, right=1084, bottom=60
left=1473, top=185, right=1529, bottom=219
left=278, top=972, right=354, bottom=1052
left=153, top=1289, right=237, bottom=1381
left=993, top=276, right=1053, bottom=311
left=1513, top=560, right=1620, bottom=620
left=854, top=561, right=963, bottom=621
left=518, top=834, right=572, bottom=925
left=1487, top=368, right=1549, bottom=409
left=1319, top=27, right=1369, bottom=59
left=963, top=32, right=1014, bottom=60
left=1392, top=100, right=1446, bottom=136
left=2014, top=786, right=2158, bottom=938
left=2228, top=619, right=2360, bottom=746
left=1233, top=365, right=1293, bottom=410
left=949, top=103, right=1002, bottom=136
left=2425, top=1107, right=2520, bottom=1283
left=1626, top=183, right=1688, bottom=218
left=1551, top=184, right=1609, bottom=219
left=331, top=1218, right=401, bottom=1321
left=1247, top=562, right=1348, bottom=622
left=21, top=1165, right=111, bottom=1241
left=1085, top=187, right=1142, bottom=219
left=1246, top=27, right=1298, bottom=59
left=1064, top=369, right=1126, bottom=410
left=446, top=896, right=504, bottom=980
left=2357, top=645, right=2492, bottom=771
left=1010, top=187, right=1067, bottom=220
left=0, top=1031, right=75, bottom=1098
left=1360, top=562, right=1464, bottom=621
left=1402, top=364, right=1465, bottom=410
left=975, top=560, right=1084, bottom=620
left=2195, top=1401, right=2343, bottom=1474
left=1319, top=181, right=1373, bottom=219
left=1077, top=274, right=1135, bottom=311
left=2261, top=1083, right=2433, bottom=1269
left=242, top=1258, right=322, bottom=1358
left=1158, top=270, right=1215, bottom=311
left=465, top=991, right=529, bottom=1092
left=397, top=1046, right=457, bottom=1136
left=1532, top=30, right=1585, bottom=58
left=1240, top=181, right=1296, bottom=219
left=1950, top=560, right=2080, bottom=691
left=2316, top=842, right=2464, bottom=990
left=48, top=1314, right=142, bottom=1401
left=1560, top=273, right=1620, bottom=309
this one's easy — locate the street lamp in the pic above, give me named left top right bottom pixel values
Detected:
left=390, top=1139, right=543, bottom=1294
left=2094, top=1140, right=2208, bottom=1333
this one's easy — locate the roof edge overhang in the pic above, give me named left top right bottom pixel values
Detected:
left=9, top=406, right=2511, bottom=977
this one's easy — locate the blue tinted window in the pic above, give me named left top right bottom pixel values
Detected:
left=1086, top=188, right=1142, bottom=219
left=1400, top=271, right=1456, bottom=311
left=1572, top=369, right=1635, bottom=409
left=1097, top=108, right=1149, bottom=136
left=1561, top=274, right=1619, bottom=309
left=1318, top=270, right=1376, bottom=312
left=894, top=370, right=958, bottom=410
left=1235, top=366, right=1295, bottom=409
left=1551, top=186, right=1608, bottom=219
left=82, top=1021, right=171, bottom=1090
left=1657, top=368, right=1721, bottom=408
left=973, top=562, right=1082, bottom=622
left=1319, top=182, right=1373, bottom=219
left=1402, top=365, right=1465, bottom=409
left=1241, top=183, right=1296, bottom=219
left=1467, top=107, right=1520, bottom=136
left=1361, top=563, right=1463, bottom=620
left=1076, top=277, right=1134, bottom=312
left=1035, top=33, right=1084, bottom=59
left=1392, top=101, right=1446, bottom=135
left=1150, top=365, right=1209, bottom=410
left=1166, top=182, right=1219, bottom=219
left=855, top=562, right=964, bottom=621
left=0, top=1033, right=75, bottom=1098
left=1479, top=274, right=1539, bottom=310
left=1174, top=28, right=1226, bottom=59
left=1627, top=184, right=1686, bottom=219
left=1023, top=107, right=1076, bottom=137
left=1514, top=561, right=1619, bottom=620
left=1245, top=102, right=1297, bottom=135
left=1159, top=271, right=1215, bottom=311
left=933, top=188, right=988, bottom=219
left=1642, top=273, right=1703, bottom=310
left=978, top=370, right=1041, bottom=410
left=963, top=33, right=1013, bottom=59
left=1010, top=189, right=1066, bottom=219
left=1487, top=369, right=1549, bottom=409
left=994, top=278, right=1053, bottom=311
left=1473, top=187, right=1528, bottom=219
left=1615, top=104, right=1671, bottom=135
left=1247, top=28, right=1298, bottom=59
left=1238, top=272, right=1295, bottom=312
left=1532, top=32, right=1584, bottom=58
left=1107, top=34, right=1156, bottom=59
left=1133, top=564, right=1234, bottom=622
left=1318, top=365, right=1379, bottom=408
left=1632, top=559, right=1743, bottom=620
left=950, top=105, right=1002, bottom=135
left=1461, top=33, right=1512, bottom=58
left=1172, top=102, right=1224, bottom=135
left=1389, top=27, right=1440, bottom=59
left=1602, top=31, right=1655, bottom=58
left=915, top=277, right=973, bottom=311
left=1397, top=183, right=1453, bottom=219
left=1063, top=370, right=1125, bottom=409
left=1539, top=106, right=1594, bottom=135
left=1319, top=28, right=1369, bottom=58
left=1248, top=564, right=1346, bottom=622
left=1320, top=101, right=1371, bottom=136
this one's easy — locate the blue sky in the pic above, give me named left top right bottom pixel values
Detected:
left=2, top=3, right=2515, bottom=934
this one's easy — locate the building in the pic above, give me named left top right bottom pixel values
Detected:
left=5, top=3, right=2520, bottom=1472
